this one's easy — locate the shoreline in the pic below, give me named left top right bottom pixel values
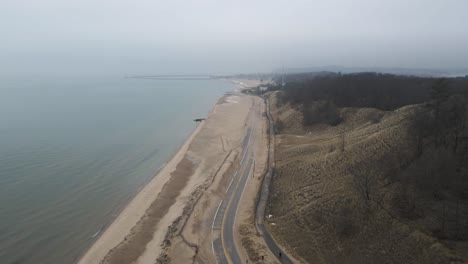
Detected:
left=77, top=121, right=204, bottom=264
left=229, top=78, right=262, bottom=89
left=78, top=80, right=251, bottom=264
left=77, top=82, right=233, bottom=263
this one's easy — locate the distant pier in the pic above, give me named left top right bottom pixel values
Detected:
left=126, top=75, right=223, bottom=80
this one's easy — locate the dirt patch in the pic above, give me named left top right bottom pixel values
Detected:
left=156, top=151, right=232, bottom=263
left=101, top=157, right=196, bottom=264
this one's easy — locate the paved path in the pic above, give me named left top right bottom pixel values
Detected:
left=254, top=96, right=294, bottom=264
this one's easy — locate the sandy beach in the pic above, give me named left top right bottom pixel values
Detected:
left=78, top=121, right=204, bottom=264
left=78, top=87, right=265, bottom=263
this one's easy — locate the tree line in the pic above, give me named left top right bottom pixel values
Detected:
left=271, top=73, right=467, bottom=110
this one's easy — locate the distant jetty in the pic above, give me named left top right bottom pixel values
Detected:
left=126, top=75, right=223, bottom=80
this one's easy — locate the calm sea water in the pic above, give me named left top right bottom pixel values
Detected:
left=0, top=75, right=231, bottom=264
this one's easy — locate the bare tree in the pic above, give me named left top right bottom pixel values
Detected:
left=350, top=168, right=375, bottom=203
left=447, top=95, right=467, bottom=153
left=339, top=122, right=350, bottom=152
left=302, top=100, right=342, bottom=126
left=412, top=109, right=433, bottom=157
left=340, top=132, right=346, bottom=152
left=429, top=78, right=450, bottom=122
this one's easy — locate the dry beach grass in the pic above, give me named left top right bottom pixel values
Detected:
left=265, top=91, right=468, bottom=264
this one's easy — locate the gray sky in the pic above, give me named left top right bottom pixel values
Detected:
left=1, top=0, right=468, bottom=76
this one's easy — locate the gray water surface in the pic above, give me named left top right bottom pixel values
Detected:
left=0, top=76, right=231, bottom=264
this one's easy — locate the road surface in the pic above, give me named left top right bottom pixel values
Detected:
left=212, top=103, right=255, bottom=263
left=212, top=96, right=294, bottom=264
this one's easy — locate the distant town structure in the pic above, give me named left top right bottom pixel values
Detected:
left=280, top=66, right=286, bottom=87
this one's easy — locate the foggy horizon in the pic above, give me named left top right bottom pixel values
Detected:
left=2, top=0, right=468, bottom=76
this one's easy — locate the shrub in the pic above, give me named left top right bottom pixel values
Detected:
left=391, top=186, right=422, bottom=220
left=276, top=119, right=285, bottom=133
left=302, top=100, right=342, bottom=126
left=335, top=206, right=354, bottom=237
left=369, top=111, right=384, bottom=124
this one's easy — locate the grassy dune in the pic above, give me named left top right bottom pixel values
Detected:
left=265, top=91, right=468, bottom=264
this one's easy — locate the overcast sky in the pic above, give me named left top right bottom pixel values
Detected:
left=1, top=0, right=468, bottom=76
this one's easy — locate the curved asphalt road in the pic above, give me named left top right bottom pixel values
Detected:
left=223, top=157, right=253, bottom=263
left=213, top=97, right=293, bottom=264
left=212, top=121, right=254, bottom=264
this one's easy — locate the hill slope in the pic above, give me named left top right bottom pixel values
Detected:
left=265, top=90, right=468, bottom=264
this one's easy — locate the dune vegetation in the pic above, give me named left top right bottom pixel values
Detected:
left=261, top=73, right=468, bottom=263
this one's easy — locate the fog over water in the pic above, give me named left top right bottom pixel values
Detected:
left=2, top=0, right=468, bottom=76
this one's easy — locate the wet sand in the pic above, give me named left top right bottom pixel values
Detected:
left=78, top=122, right=204, bottom=264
